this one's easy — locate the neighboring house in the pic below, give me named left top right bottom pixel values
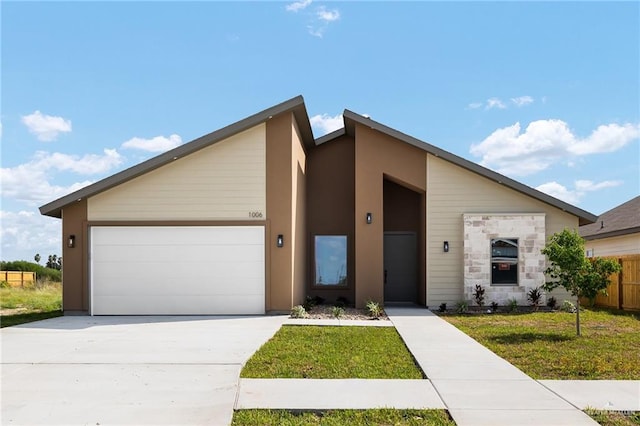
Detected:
left=580, top=196, right=640, bottom=258
left=40, top=96, right=596, bottom=315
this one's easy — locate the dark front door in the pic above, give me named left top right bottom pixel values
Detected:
left=383, top=232, right=417, bottom=303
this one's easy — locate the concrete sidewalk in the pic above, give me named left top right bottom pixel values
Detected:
left=386, top=307, right=599, bottom=426
left=236, top=308, right=640, bottom=426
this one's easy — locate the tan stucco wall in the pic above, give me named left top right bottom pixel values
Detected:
left=88, top=125, right=266, bottom=221
left=61, top=199, right=88, bottom=312
left=585, top=233, right=640, bottom=257
left=426, top=154, right=578, bottom=306
left=354, top=124, right=427, bottom=308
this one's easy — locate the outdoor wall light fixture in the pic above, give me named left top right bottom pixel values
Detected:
left=277, top=234, right=284, bottom=248
left=443, top=241, right=449, bottom=252
left=366, top=212, right=372, bottom=224
left=68, top=235, right=76, bottom=248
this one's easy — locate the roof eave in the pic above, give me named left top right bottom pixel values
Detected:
left=40, top=95, right=312, bottom=218
left=342, top=109, right=598, bottom=225
left=582, top=226, right=640, bottom=240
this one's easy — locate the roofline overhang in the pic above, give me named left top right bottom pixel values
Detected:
left=341, top=109, right=598, bottom=225
left=40, top=95, right=313, bottom=218
left=582, top=226, right=640, bottom=240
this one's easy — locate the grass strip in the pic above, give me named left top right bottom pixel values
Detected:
left=232, top=409, right=455, bottom=426
left=241, top=325, right=423, bottom=379
left=584, top=408, right=640, bottom=426
left=443, top=308, right=639, bottom=379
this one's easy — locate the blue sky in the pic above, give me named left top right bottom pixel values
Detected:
left=2, top=1, right=639, bottom=262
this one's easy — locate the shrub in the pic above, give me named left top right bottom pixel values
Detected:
left=335, top=296, right=350, bottom=308
left=332, top=306, right=345, bottom=319
left=438, top=302, right=447, bottom=313
left=290, top=305, right=308, bottom=318
left=561, top=300, right=577, bottom=313
left=507, top=298, right=519, bottom=313
left=456, top=301, right=468, bottom=314
left=302, top=296, right=316, bottom=312
left=473, top=284, right=485, bottom=307
left=365, top=300, right=383, bottom=318
left=546, top=296, right=557, bottom=309
left=0, top=280, right=10, bottom=289
left=527, top=287, right=543, bottom=311
left=312, top=295, right=325, bottom=305
left=490, top=301, right=499, bottom=313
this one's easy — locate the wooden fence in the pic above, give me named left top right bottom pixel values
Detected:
left=0, top=271, right=36, bottom=287
left=590, top=255, right=640, bottom=311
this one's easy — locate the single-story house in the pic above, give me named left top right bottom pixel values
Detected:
left=580, top=196, right=640, bottom=258
left=40, top=95, right=597, bottom=315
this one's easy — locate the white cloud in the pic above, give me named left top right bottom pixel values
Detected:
left=536, top=180, right=623, bottom=204
left=317, top=6, right=340, bottom=22
left=486, top=98, right=507, bottom=110
left=21, top=110, right=72, bottom=142
left=310, top=113, right=343, bottom=136
left=121, top=134, right=182, bottom=153
left=467, top=102, right=483, bottom=110
left=470, top=119, right=640, bottom=176
left=286, top=0, right=312, bottom=12
left=1, top=149, right=123, bottom=205
left=0, top=210, right=61, bottom=260
left=511, top=96, right=534, bottom=107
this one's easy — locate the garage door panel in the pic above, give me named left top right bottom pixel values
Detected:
left=91, top=226, right=265, bottom=315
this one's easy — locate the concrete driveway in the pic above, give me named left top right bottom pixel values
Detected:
left=1, top=315, right=287, bottom=425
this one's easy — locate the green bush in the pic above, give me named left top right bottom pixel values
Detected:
left=0, top=261, right=61, bottom=282
left=290, top=305, right=308, bottom=319
left=365, top=300, right=383, bottom=318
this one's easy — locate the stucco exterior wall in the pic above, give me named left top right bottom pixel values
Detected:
left=584, top=233, right=640, bottom=257
left=88, top=125, right=266, bottom=221
left=291, top=118, right=307, bottom=307
left=426, top=154, right=578, bottom=306
left=61, top=199, right=88, bottom=312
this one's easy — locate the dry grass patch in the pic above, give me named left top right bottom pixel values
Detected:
left=232, top=409, right=455, bottom=425
left=1, top=282, right=62, bottom=327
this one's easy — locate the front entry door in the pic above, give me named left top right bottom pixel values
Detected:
left=383, top=232, right=417, bottom=303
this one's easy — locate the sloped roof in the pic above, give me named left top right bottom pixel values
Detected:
left=335, top=109, right=597, bottom=226
left=40, top=96, right=314, bottom=218
left=40, top=96, right=598, bottom=225
left=579, top=196, right=640, bottom=240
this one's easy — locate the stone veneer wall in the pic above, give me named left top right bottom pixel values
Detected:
left=463, top=214, right=546, bottom=305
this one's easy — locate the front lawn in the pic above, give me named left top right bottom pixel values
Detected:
left=0, top=282, right=62, bottom=327
left=585, top=409, right=640, bottom=426
left=241, top=325, right=423, bottom=379
left=232, top=409, right=455, bottom=426
left=443, top=308, right=639, bottom=379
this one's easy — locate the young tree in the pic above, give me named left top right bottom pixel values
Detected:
left=34, top=253, right=41, bottom=264
left=541, top=229, right=621, bottom=336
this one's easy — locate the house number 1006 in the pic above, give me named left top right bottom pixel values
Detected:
left=249, top=211, right=263, bottom=218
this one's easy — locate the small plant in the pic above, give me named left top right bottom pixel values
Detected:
left=365, top=300, right=383, bottom=318
left=302, top=295, right=316, bottom=312
left=561, top=300, right=577, bottom=313
left=0, top=280, right=10, bottom=289
left=473, top=284, right=485, bottom=307
left=312, top=295, right=325, bottom=305
left=527, top=287, right=543, bottom=311
left=546, top=296, right=557, bottom=310
left=332, top=305, right=345, bottom=319
left=507, top=298, right=519, bottom=313
left=438, top=302, right=447, bottom=313
left=290, top=305, right=308, bottom=319
left=490, top=301, right=499, bottom=313
left=455, top=301, right=468, bottom=314
left=335, top=296, right=350, bottom=308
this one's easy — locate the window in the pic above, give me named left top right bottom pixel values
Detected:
left=314, top=235, right=347, bottom=286
left=491, top=238, right=518, bottom=285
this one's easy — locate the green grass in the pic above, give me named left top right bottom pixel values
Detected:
left=232, top=409, right=455, bottom=425
left=585, top=408, right=640, bottom=426
left=0, top=282, right=62, bottom=327
left=443, top=308, right=639, bottom=379
left=241, top=325, right=423, bottom=379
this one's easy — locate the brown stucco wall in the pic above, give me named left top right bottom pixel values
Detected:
left=266, top=112, right=306, bottom=312
left=291, top=118, right=307, bottom=307
left=61, top=199, right=88, bottom=312
left=306, top=135, right=356, bottom=304
left=354, top=124, right=427, bottom=307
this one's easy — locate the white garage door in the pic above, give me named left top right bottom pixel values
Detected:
left=90, top=226, right=265, bottom=315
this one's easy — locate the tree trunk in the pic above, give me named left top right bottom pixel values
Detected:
left=576, top=296, right=581, bottom=336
